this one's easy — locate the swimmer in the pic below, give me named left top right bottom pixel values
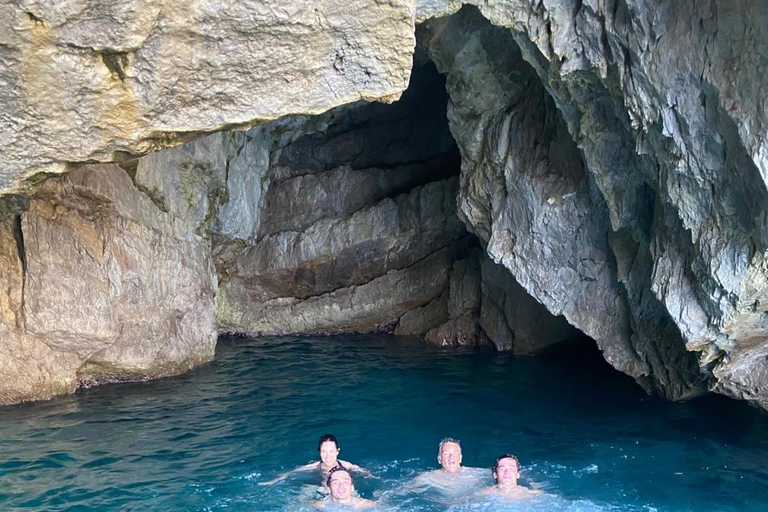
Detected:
left=410, top=438, right=485, bottom=496
left=312, top=466, right=375, bottom=510
left=260, top=434, right=371, bottom=487
left=480, top=454, right=543, bottom=500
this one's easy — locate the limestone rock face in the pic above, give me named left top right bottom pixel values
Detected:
left=217, top=176, right=470, bottom=334
left=0, top=218, right=82, bottom=403
left=0, top=0, right=416, bottom=195
left=419, top=2, right=768, bottom=403
left=0, top=164, right=217, bottom=403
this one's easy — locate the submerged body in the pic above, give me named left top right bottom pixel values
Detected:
left=480, top=454, right=543, bottom=501
left=412, top=466, right=487, bottom=497
left=411, top=439, right=486, bottom=500
left=261, top=434, right=371, bottom=489
left=313, top=467, right=375, bottom=510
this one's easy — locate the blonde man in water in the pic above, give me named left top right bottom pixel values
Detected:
left=312, top=466, right=375, bottom=509
left=411, top=438, right=485, bottom=495
left=260, top=434, right=371, bottom=487
left=480, top=454, right=543, bottom=500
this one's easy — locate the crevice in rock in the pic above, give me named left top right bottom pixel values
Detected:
left=12, top=215, right=26, bottom=280
left=100, top=51, right=130, bottom=82
left=25, top=11, right=45, bottom=26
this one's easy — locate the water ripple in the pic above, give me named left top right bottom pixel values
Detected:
left=0, top=335, right=767, bottom=511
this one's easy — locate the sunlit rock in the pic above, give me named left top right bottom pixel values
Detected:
left=0, top=164, right=217, bottom=403
left=0, top=0, right=415, bottom=195
left=0, top=217, right=82, bottom=403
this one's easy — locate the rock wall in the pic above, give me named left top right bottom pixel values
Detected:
left=215, top=62, right=474, bottom=337
left=130, top=60, right=571, bottom=350
left=0, top=165, right=217, bottom=403
left=0, top=0, right=415, bottom=195
left=419, top=7, right=705, bottom=399
left=418, top=1, right=768, bottom=405
left=480, top=256, right=577, bottom=355
left=1, top=0, right=767, bottom=408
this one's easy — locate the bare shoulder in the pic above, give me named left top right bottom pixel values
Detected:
left=510, top=487, right=545, bottom=500
left=339, top=460, right=368, bottom=473
left=311, top=500, right=326, bottom=509
left=414, top=469, right=439, bottom=481
left=353, top=497, right=376, bottom=509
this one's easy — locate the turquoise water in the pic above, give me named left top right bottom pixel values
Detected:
left=1, top=335, right=768, bottom=511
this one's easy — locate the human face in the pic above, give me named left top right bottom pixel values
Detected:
left=494, top=458, right=519, bottom=486
left=329, top=471, right=353, bottom=502
left=438, top=442, right=462, bottom=473
left=319, top=440, right=340, bottom=466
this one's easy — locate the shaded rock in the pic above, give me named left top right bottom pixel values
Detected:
left=217, top=178, right=470, bottom=332
left=420, top=7, right=705, bottom=399
left=271, top=57, right=459, bottom=178
left=218, top=243, right=467, bottom=336
left=424, top=251, right=485, bottom=346
left=480, top=256, right=577, bottom=355
left=259, top=156, right=458, bottom=238
left=0, top=0, right=416, bottom=195
left=215, top=61, right=476, bottom=339
left=394, top=292, right=449, bottom=336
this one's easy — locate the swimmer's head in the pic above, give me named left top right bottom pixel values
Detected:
left=318, top=434, right=341, bottom=465
left=326, top=466, right=354, bottom=501
left=492, top=454, right=520, bottom=486
left=437, top=437, right=462, bottom=473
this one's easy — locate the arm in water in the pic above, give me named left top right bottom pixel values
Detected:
left=258, top=462, right=317, bottom=485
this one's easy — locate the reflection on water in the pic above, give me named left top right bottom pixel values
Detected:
left=1, top=335, right=767, bottom=511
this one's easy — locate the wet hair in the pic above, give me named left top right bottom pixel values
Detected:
left=438, top=437, right=461, bottom=455
left=326, top=465, right=352, bottom=488
left=492, top=453, right=520, bottom=474
left=318, top=434, right=339, bottom=452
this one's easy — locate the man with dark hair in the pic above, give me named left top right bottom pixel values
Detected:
left=481, top=454, right=543, bottom=500
left=312, top=466, right=375, bottom=509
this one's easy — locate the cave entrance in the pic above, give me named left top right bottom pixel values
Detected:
left=216, top=14, right=586, bottom=357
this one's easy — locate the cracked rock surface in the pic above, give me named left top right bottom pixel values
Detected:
left=419, top=2, right=767, bottom=404
left=0, top=0, right=415, bottom=195
left=0, top=164, right=217, bottom=403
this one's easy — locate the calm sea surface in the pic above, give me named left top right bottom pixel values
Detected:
left=1, top=335, right=767, bottom=511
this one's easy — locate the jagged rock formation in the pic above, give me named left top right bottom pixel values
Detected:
left=417, top=1, right=768, bottom=405
left=1, top=0, right=767, bottom=409
left=419, top=8, right=705, bottom=399
left=479, top=257, right=577, bottom=355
